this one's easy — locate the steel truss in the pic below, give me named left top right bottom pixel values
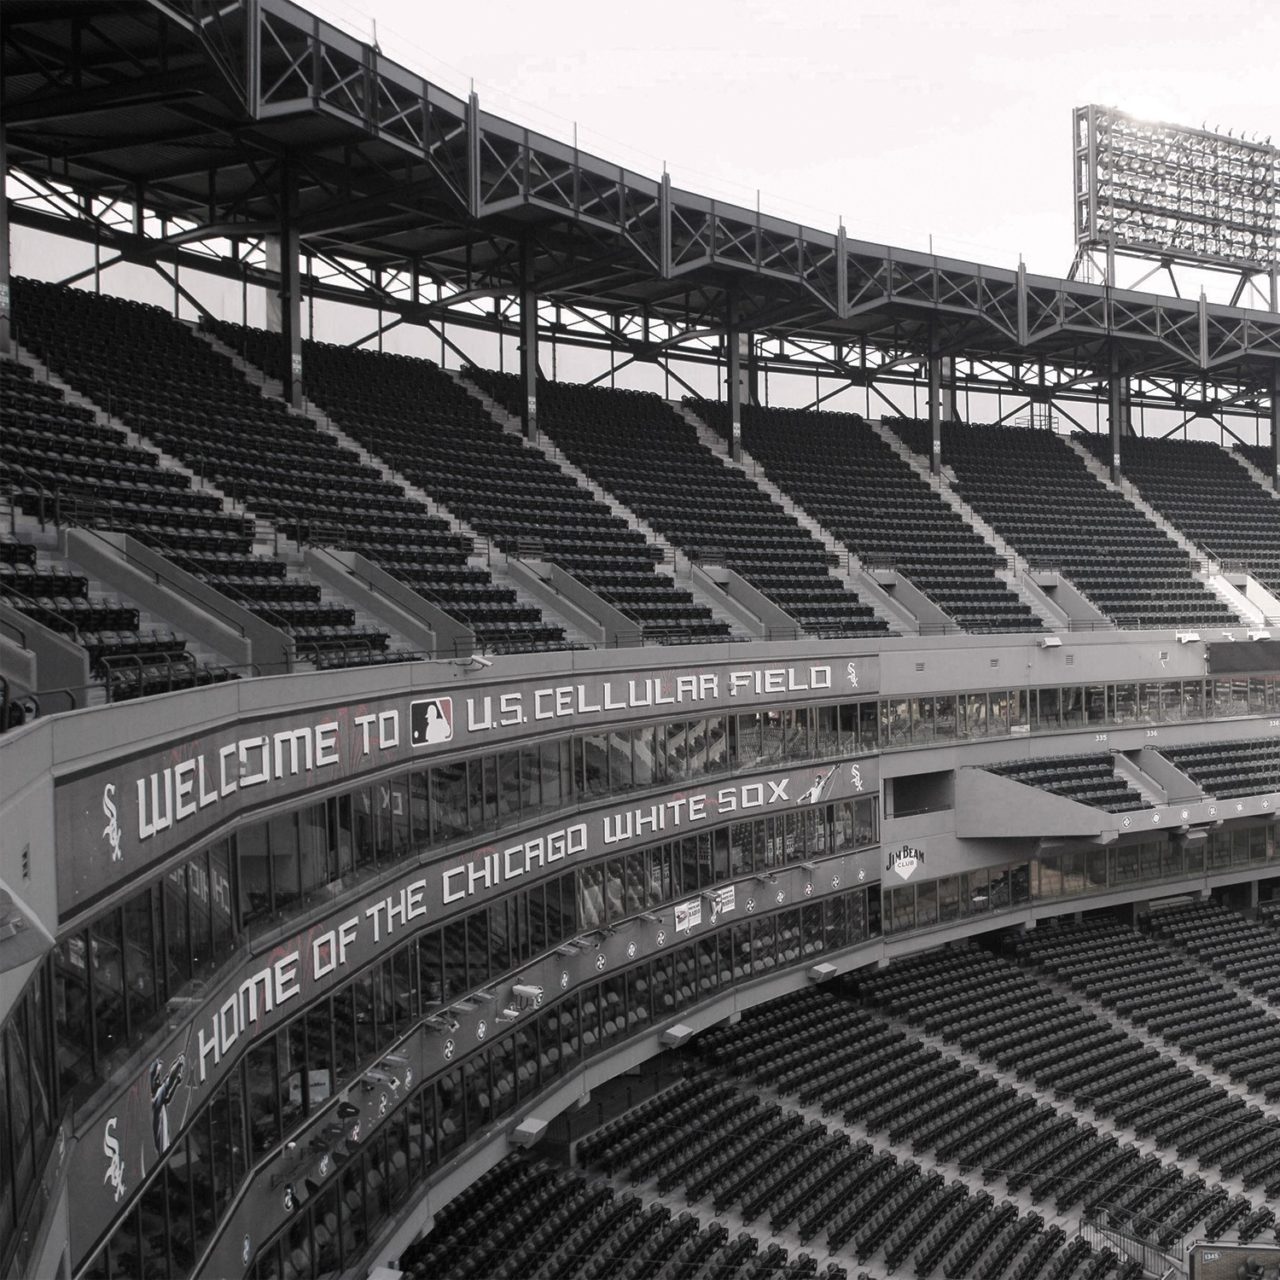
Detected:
left=2, top=0, right=1277, bottom=431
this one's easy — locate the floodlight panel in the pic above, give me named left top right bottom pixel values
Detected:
left=1074, top=104, right=1279, bottom=272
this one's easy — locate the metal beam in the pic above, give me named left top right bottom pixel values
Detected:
left=726, top=296, right=743, bottom=461
left=0, top=118, right=10, bottom=356
left=1271, top=364, right=1280, bottom=492
left=519, top=240, right=539, bottom=439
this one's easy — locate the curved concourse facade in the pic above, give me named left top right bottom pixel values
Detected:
left=2, top=632, right=1278, bottom=1280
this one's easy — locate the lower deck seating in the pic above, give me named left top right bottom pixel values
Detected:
left=859, top=934, right=1280, bottom=1210
left=398, top=1150, right=850, bottom=1280
left=1014, top=917, right=1280, bottom=1107
left=1146, top=900, right=1280, bottom=1006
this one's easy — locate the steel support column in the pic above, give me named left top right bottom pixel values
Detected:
left=519, top=243, right=538, bottom=439
left=266, top=164, right=303, bottom=408
left=940, top=356, right=956, bottom=422
left=927, top=339, right=943, bottom=476
left=1270, top=365, right=1280, bottom=492
left=1108, top=349, right=1129, bottom=482
left=726, top=299, right=745, bottom=462
left=0, top=120, right=11, bottom=356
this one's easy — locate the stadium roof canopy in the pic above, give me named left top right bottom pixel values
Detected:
left=3, top=0, right=1279, bottom=420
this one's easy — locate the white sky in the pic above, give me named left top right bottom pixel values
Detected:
left=308, top=0, right=1280, bottom=275
left=12, top=0, right=1280, bottom=430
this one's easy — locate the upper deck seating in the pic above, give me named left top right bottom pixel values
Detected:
left=1238, top=444, right=1278, bottom=482
left=213, top=329, right=729, bottom=644
left=1077, top=434, right=1280, bottom=594
left=1158, top=736, right=1280, bottom=799
left=693, top=400, right=1042, bottom=633
left=14, top=280, right=562, bottom=657
left=466, top=370, right=891, bottom=639
left=986, top=753, right=1149, bottom=812
left=889, top=418, right=1240, bottom=630
left=1, top=361, right=232, bottom=699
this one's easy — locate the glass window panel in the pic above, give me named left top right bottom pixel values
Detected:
left=409, top=770, right=431, bottom=851
left=464, top=1057, right=491, bottom=1136
left=387, top=778, right=410, bottom=859
left=466, top=912, right=490, bottom=989
left=122, top=890, right=162, bottom=1044
left=353, top=787, right=377, bottom=873
left=707, top=715, right=729, bottom=775
left=605, top=858, right=626, bottom=922
left=497, top=751, right=521, bottom=822
left=1084, top=685, right=1107, bottom=724
left=164, top=866, right=192, bottom=996
left=736, top=711, right=761, bottom=767
left=166, top=1154, right=195, bottom=1276
left=247, top=1038, right=280, bottom=1155
left=238, top=822, right=272, bottom=930
left=582, top=733, right=610, bottom=798
left=1035, top=687, right=1060, bottom=732
left=352, top=971, right=377, bottom=1064
left=137, top=1163, right=169, bottom=1280
left=430, top=762, right=469, bottom=841
left=964, top=693, right=988, bottom=739
left=314, top=1184, right=341, bottom=1279
left=938, top=875, right=960, bottom=923
left=578, top=863, right=606, bottom=931
left=761, top=711, right=785, bottom=763
left=988, top=691, right=1009, bottom=736
left=437, top=1068, right=465, bottom=1159
left=859, top=702, right=879, bottom=752
left=886, top=698, right=910, bottom=746
left=1111, top=683, right=1137, bottom=725
left=89, top=910, right=128, bottom=1070
left=419, top=928, right=444, bottom=1007
left=631, top=725, right=656, bottom=788
left=963, top=870, right=989, bottom=915
left=519, top=746, right=542, bottom=817
left=188, top=1109, right=217, bottom=1256
left=624, top=852, right=646, bottom=915
left=443, top=920, right=468, bottom=1001
left=339, top=1161, right=367, bottom=1262
left=488, top=901, right=512, bottom=980
left=278, top=1021, right=307, bottom=1135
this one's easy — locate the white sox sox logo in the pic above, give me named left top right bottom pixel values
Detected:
left=102, top=783, right=123, bottom=862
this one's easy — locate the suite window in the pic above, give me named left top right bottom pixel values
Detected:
left=430, top=760, right=468, bottom=841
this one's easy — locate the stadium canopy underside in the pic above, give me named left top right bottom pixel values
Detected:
left=2, top=0, right=1279, bottom=431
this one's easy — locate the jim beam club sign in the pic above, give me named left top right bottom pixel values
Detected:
left=887, top=844, right=925, bottom=880
left=55, top=657, right=876, bottom=918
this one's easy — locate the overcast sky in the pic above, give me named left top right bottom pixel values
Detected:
left=307, top=0, right=1280, bottom=277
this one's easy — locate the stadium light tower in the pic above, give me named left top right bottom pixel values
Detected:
left=1070, top=105, right=1279, bottom=309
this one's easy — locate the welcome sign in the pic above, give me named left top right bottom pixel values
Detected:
left=54, top=656, right=877, bottom=918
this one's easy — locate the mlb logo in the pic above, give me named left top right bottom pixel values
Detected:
left=409, top=697, right=454, bottom=748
